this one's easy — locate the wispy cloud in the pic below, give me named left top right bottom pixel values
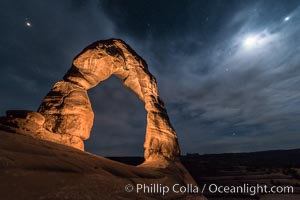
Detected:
left=0, top=0, right=299, bottom=156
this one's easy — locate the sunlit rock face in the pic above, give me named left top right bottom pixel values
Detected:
left=0, top=39, right=180, bottom=163
left=38, top=81, right=93, bottom=142
left=0, top=110, right=85, bottom=149
left=0, top=39, right=207, bottom=200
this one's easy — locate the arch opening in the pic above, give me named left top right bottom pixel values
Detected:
left=85, top=75, right=146, bottom=159
left=1, top=39, right=181, bottom=165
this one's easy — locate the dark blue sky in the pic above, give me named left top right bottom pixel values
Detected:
left=0, top=0, right=300, bottom=156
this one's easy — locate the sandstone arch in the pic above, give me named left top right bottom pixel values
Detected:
left=0, top=39, right=207, bottom=199
left=37, top=39, right=180, bottom=162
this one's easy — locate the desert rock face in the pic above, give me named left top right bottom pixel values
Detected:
left=0, top=39, right=206, bottom=199
left=38, top=81, right=94, bottom=141
left=0, top=39, right=180, bottom=163
left=0, top=130, right=206, bottom=200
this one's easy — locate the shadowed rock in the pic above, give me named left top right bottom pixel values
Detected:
left=0, top=130, right=206, bottom=200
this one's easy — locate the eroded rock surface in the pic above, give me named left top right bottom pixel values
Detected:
left=0, top=39, right=180, bottom=163
left=0, top=39, right=207, bottom=199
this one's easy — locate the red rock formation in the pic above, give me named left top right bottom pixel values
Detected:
left=1, top=39, right=180, bottom=163
left=0, top=39, right=207, bottom=199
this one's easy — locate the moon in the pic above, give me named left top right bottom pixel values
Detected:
left=242, top=31, right=275, bottom=50
left=284, top=16, right=290, bottom=22
left=243, top=35, right=257, bottom=48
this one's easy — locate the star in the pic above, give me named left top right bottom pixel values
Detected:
left=25, top=22, right=31, bottom=27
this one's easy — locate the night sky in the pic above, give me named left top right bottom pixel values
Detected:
left=1, top=0, right=300, bottom=156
